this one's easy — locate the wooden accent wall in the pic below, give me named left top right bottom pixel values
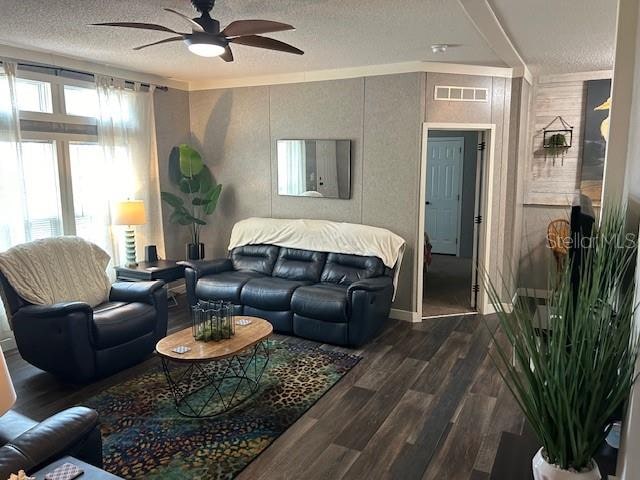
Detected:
left=525, top=71, right=612, bottom=206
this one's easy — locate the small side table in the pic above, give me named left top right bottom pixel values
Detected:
left=31, top=456, right=122, bottom=479
left=115, top=260, right=185, bottom=306
left=114, top=260, right=185, bottom=283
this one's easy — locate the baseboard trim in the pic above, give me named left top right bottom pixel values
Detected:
left=483, top=302, right=514, bottom=315
left=421, top=311, right=477, bottom=320
left=390, top=308, right=421, bottom=323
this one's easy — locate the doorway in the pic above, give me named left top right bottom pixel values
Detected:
left=419, top=124, right=494, bottom=319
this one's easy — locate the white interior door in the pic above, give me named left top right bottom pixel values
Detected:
left=425, top=138, right=464, bottom=255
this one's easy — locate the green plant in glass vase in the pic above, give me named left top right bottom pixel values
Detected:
left=161, top=144, right=222, bottom=260
left=485, top=208, right=639, bottom=480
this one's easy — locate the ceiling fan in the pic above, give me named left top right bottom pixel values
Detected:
left=91, top=0, right=303, bottom=62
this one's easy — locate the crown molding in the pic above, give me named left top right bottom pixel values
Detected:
left=187, top=61, right=517, bottom=91
left=0, top=42, right=189, bottom=91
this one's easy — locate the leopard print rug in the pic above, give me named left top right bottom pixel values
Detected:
left=84, top=335, right=360, bottom=479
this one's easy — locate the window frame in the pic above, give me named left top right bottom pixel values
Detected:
left=15, top=69, right=101, bottom=238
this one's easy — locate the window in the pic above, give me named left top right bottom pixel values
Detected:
left=0, top=72, right=101, bottom=251
left=21, top=141, right=63, bottom=240
left=0, top=140, right=63, bottom=249
left=64, top=85, right=99, bottom=117
left=15, top=78, right=52, bottom=113
left=69, top=142, right=110, bottom=249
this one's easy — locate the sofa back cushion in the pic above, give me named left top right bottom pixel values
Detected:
left=321, top=253, right=385, bottom=285
left=272, top=248, right=327, bottom=282
left=231, top=245, right=279, bottom=275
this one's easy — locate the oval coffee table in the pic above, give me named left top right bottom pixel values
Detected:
left=156, top=316, right=273, bottom=418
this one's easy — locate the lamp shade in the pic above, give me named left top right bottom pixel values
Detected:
left=113, top=200, right=146, bottom=226
left=0, top=345, right=16, bottom=416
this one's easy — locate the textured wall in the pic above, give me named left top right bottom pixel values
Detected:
left=153, top=87, right=191, bottom=260
left=189, top=87, right=271, bottom=259
left=427, top=130, right=479, bottom=259
left=269, top=79, right=365, bottom=222
left=362, top=74, right=425, bottom=313
left=166, top=71, right=516, bottom=314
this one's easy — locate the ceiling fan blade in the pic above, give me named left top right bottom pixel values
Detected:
left=133, top=36, right=184, bottom=51
left=220, top=45, right=234, bottom=62
left=230, top=35, right=303, bottom=55
left=163, top=8, right=205, bottom=32
left=91, top=22, right=181, bottom=35
left=222, top=20, right=294, bottom=37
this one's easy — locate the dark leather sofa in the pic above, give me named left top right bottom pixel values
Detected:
left=0, top=406, right=102, bottom=478
left=0, top=272, right=169, bottom=383
left=182, top=245, right=395, bottom=347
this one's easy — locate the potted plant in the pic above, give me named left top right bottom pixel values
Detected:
left=161, top=144, right=222, bottom=260
left=545, top=132, right=570, bottom=164
left=485, top=209, right=639, bottom=479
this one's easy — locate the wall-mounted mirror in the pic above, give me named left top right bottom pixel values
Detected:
left=277, top=139, right=351, bottom=199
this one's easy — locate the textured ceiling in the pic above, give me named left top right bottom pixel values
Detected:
left=0, top=0, right=506, bottom=83
left=490, top=0, right=618, bottom=75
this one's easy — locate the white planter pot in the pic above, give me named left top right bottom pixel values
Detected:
left=532, top=448, right=601, bottom=480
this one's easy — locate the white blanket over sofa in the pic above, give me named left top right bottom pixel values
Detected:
left=228, top=217, right=406, bottom=297
left=0, top=236, right=112, bottom=313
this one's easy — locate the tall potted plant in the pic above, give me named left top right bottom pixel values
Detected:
left=161, top=144, right=222, bottom=260
left=485, top=209, right=639, bottom=479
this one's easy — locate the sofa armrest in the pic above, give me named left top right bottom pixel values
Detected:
left=110, top=280, right=165, bottom=305
left=347, top=277, right=394, bottom=347
left=0, top=407, right=101, bottom=478
left=16, top=302, right=93, bottom=318
left=179, top=259, right=233, bottom=278
left=180, top=259, right=233, bottom=307
left=347, top=276, right=394, bottom=298
left=12, top=304, right=96, bottom=382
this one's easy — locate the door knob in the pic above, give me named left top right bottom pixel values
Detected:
left=425, top=201, right=431, bottom=205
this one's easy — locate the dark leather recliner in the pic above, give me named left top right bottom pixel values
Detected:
left=182, top=245, right=395, bottom=347
left=0, top=272, right=169, bottom=383
left=0, top=406, right=102, bottom=479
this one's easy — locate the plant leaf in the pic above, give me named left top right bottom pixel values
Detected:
left=178, top=144, right=204, bottom=178
left=179, top=177, right=200, bottom=194
left=203, top=184, right=222, bottom=215
left=197, top=166, right=214, bottom=194
left=161, top=191, right=184, bottom=208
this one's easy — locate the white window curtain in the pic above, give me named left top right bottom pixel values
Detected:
left=94, top=75, right=165, bottom=270
left=277, top=140, right=306, bottom=195
left=0, top=61, right=22, bottom=340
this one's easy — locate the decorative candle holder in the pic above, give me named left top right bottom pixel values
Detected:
left=191, top=300, right=236, bottom=342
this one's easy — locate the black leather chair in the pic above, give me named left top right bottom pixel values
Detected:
left=182, top=245, right=395, bottom=347
left=0, top=406, right=102, bottom=479
left=0, top=272, right=169, bottom=383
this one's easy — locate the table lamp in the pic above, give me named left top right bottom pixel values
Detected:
left=0, top=345, right=16, bottom=416
left=113, top=200, right=146, bottom=268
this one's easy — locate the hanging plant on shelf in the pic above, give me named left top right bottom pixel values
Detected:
left=161, top=144, right=222, bottom=261
left=542, top=116, right=573, bottom=166
left=545, top=132, right=570, bottom=164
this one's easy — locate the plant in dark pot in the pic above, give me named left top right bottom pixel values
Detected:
left=485, top=208, right=639, bottom=480
left=161, top=144, right=222, bottom=260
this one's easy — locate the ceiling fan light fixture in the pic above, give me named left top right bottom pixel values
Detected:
left=430, top=43, right=449, bottom=54
left=188, top=42, right=226, bottom=57
left=185, top=34, right=226, bottom=57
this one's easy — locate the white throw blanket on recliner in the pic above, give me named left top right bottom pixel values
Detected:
left=0, top=236, right=112, bottom=312
left=228, top=217, right=406, bottom=297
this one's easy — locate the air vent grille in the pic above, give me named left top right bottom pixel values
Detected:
left=434, top=85, right=489, bottom=102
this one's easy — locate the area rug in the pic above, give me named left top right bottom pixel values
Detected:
left=84, top=336, right=360, bottom=480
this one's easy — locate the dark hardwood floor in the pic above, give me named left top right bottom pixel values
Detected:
left=5, top=296, right=524, bottom=480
